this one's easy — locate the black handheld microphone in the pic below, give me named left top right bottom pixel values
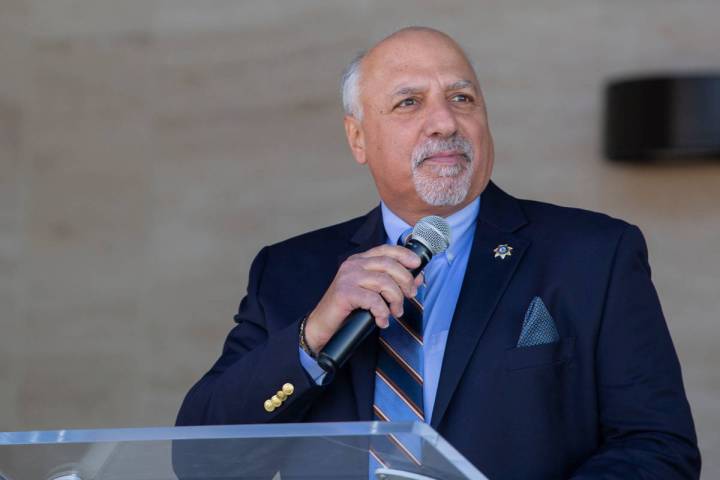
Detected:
left=316, top=215, right=451, bottom=381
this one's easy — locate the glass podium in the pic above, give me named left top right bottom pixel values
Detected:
left=0, top=422, right=488, bottom=480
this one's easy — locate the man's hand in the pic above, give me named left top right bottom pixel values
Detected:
left=304, top=245, right=423, bottom=354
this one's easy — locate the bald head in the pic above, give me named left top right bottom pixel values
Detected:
left=372, top=27, right=467, bottom=56
left=341, top=27, right=479, bottom=120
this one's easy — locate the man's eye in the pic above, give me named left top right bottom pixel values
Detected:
left=396, top=98, right=418, bottom=108
left=451, top=94, right=473, bottom=103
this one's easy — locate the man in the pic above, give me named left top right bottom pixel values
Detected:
left=177, top=27, right=700, bottom=478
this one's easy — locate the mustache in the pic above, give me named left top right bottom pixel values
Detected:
left=412, top=135, right=474, bottom=167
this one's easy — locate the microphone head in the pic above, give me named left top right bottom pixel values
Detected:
left=411, top=215, right=451, bottom=256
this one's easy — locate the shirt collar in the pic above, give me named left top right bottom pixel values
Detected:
left=381, top=196, right=481, bottom=265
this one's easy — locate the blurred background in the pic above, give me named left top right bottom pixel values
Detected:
left=1, top=0, right=718, bottom=476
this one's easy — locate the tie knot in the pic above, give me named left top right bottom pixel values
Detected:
left=397, top=227, right=413, bottom=247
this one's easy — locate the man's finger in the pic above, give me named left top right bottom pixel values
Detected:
left=351, top=289, right=391, bottom=328
left=356, top=272, right=405, bottom=318
left=359, top=255, right=417, bottom=298
left=357, top=244, right=421, bottom=269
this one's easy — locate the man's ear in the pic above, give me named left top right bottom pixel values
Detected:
left=343, top=115, right=366, bottom=165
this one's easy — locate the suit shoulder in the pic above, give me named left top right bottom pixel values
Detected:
left=517, top=197, right=635, bottom=242
left=265, top=210, right=374, bottom=257
left=512, top=196, right=649, bottom=275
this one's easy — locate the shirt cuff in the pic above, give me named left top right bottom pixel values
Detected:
left=299, top=347, right=329, bottom=385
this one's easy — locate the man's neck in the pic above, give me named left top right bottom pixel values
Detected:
left=383, top=194, right=480, bottom=225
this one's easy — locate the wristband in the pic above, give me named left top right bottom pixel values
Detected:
left=299, top=315, right=318, bottom=359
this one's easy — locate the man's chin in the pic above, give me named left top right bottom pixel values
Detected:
left=414, top=181, right=471, bottom=207
left=419, top=195, right=468, bottom=208
left=412, top=163, right=474, bottom=206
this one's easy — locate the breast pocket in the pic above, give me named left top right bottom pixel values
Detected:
left=504, top=337, right=575, bottom=371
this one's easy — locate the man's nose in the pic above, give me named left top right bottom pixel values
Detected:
left=423, top=99, right=459, bottom=138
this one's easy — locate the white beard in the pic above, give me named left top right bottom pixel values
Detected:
left=412, top=161, right=473, bottom=206
left=410, top=135, right=475, bottom=207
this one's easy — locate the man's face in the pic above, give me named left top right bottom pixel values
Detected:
left=344, top=30, right=494, bottom=221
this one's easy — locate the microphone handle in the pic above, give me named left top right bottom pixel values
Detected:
left=316, top=239, right=431, bottom=380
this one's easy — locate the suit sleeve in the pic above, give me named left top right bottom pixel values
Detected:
left=571, top=225, right=701, bottom=479
left=176, top=246, right=324, bottom=426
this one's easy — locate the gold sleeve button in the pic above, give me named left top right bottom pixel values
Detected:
left=282, top=383, right=294, bottom=396
left=264, top=399, right=275, bottom=412
left=276, top=390, right=287, bottom=401
left=271, top=395, right=282, bottom=407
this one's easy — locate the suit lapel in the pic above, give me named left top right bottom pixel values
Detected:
left=431, top=182, right=530, bottom=428
left=336, top=207, right=386, bottom=421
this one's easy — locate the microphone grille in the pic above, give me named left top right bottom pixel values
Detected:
left=411, top=215, right=451, bottom=256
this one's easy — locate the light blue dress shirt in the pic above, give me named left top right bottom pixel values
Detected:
left=300, top=197, right=480, bottom=422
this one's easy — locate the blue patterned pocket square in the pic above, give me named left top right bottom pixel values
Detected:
left=517, top=297, right=560, bottom=347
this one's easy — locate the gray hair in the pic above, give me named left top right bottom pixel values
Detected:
left=341, top=50, right=366, bottom=120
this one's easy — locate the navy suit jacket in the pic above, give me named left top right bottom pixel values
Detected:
left=177, top=181, right=700, bottom=479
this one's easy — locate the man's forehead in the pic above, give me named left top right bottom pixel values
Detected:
left=363, top=37, right=476, bottom=88
left=367, top=43, right=471, bottom=74
left=369, top=64, right=479, bottom=98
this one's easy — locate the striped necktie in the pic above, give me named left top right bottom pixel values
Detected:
left=370, top=229, right=426, bottom=469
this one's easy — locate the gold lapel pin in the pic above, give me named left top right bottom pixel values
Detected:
left=493, top=244, right=513, bottom=259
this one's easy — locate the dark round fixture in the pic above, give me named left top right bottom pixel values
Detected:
left=604, top=73, right=720, bottom=160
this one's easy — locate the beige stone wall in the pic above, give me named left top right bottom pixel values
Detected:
left=1, top=0, right=718, bottom=475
